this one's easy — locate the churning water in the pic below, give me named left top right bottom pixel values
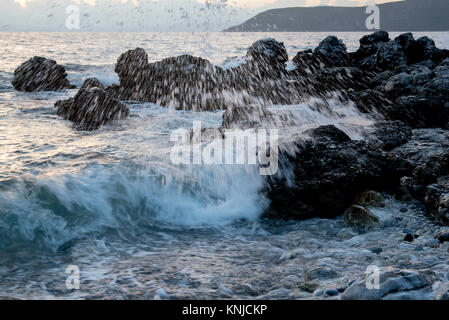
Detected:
left=0, top=32, right=449, bottom=299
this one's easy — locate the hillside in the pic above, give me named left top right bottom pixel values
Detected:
left=225, top=0, right=449, bottom=32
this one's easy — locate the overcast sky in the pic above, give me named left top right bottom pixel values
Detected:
left=0, top=0, right=402, bottom=31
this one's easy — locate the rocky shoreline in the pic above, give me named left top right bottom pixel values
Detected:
left=7, top=30, right=449, bottom=300
left=11, top=31, right=449, bottom=226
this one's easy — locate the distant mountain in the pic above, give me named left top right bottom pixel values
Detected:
left=224, top=0, right=449, bottom=32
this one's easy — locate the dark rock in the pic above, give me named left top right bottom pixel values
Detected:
left=354, top=190, right=384, bottom=207
left=370, top=247, right=383, bottom=255
left=246, top=38, right=288, bottom=66
left=425, top=179, right=449, bottom=225
left=305, top=267, right=338, bottom=281
left=314, top=36, right=349, bottom=66
left=55, top=87, right=129, bottom=131
left=80, top=78, right=105, bottom=91
left=325, top=289, right=339, bottom=296
left=298, top=282, right=319, bottom=293
left=308, top=125, right=351, bottom=144
left=12, top=56, right=74, bottom=92
left=407, top=36, right=447, bottom=65
left=115, top=48, right=149, bottom=84
left=341, top=267, right=429, bottom=300
left=435, top=228, right=449, bottom=243
left=360, top=31, right=390, bottom=47
left=343, top=205, right=380, bottom=230
left=370, top=121, right=412, bottom=151
left=353, top=31, right=390, bottom=64
left=376, top=41, right=407, bottom=70
left=394, top=33, right=415, bottom=52
left=266, top=126, right=402, bottom=219
left=292, top=49, right=332, bottom=75
left=403, top=233, right=415, bottom=242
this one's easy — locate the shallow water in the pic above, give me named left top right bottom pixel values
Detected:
left=0, top=32, right=448, bottom=299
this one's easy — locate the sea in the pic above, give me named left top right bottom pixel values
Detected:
left=0, top=31, right=448, bottom=299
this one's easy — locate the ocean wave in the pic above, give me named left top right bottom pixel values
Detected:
left=0, top=162, right=267, bottom=253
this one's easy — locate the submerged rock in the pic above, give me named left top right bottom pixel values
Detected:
left=12, top=56, right=74, bottom=92
left=55, top=83, right=129, bottom=131
left=343, top=205, right=380, bottom=230
left=341, top=267, right=430, bottom=300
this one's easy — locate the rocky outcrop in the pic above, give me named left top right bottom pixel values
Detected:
left=313, top=36, right=349, bottom=67
left=341, top=267, right=431, bottom=300
left=12, top=57, right=74, bottom=92
left=265, top=125, right=402, bottom=219
left=55, top=78, right=129, bottom=131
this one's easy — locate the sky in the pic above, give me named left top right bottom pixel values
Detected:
left=0, top=0, right=402, bottom=31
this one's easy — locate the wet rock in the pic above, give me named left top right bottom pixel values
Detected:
left=80, top=78, right=105, bottom=91
left=435, top=287, right=449, bottom=300
left=55, top=87, right=129, bottom=131
left=341, top=267, right=429, bottom=300
left=246, top=38, right=288, bottom=67
left=292, top=49, right=333, bottom=75
left=314, top=36, right=349, bottom=66
left=115, top=47, right=149, bottom=85
left=308, top=125, right=351, bottom=144
left=266, top=125, right=402, bottom=219
left=425, top=178, right=449, bottom=225
left=116, top=54, right=230, bottom=110
left=435, top=228, right=449, bottom=243
left=394, top=33, right=415, bottom=53
left=376, top=41, right=407, bottom=71
left=354, top=190, right=384, bottom=207
left=403, top=233, right=416, bottom=243
left=298, top=282, right=319, bottom=293
left=370, top=121, right=412, bottom=151
left=325, top=289, right=339, bottom=296
left=353, top=31, right=390, bottom=64
left=407, top=36, right=447, bottom=65
left=12, top=56, right=74, bottom=92
left=369, top=247, right=383, bottom=255
left=305, top=267, right=338, bottom=281
left=343, top=205, right=380, bottom=230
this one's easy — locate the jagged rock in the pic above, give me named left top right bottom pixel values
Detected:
left=55, top=87, right=129, bottom=131
left=115, top=54, right=231, bottom=110
left=246, top=38, right=288, bottom=66
left=305, top=267, right=338, bottom=281
left=341, top=267, right=430, bottom=300
left=435, top=228, right=449, bottom=243
left=314, top=36, right=349, bottom=66
left=80, top=77, right=105, bottom=91
left=308, top=125, right=351, bottom=144
left=353, top=30, right=390, bottom=64
left=292, top=49, right=332, bottom=75
left=354, top=190, right=384, bottom=207
left=265, top=125, right=401, bottom=219
left=394, top=33, right=415, bottom=53
left=425, top=179, right=449, bottom=225
left=12, top=56, right=74, bottom=92
left=376, top=41, right=408, bottom=70
left=407, top=36, right=447, bottom=65
left=370, top=121, right=412, bottom=151
left=115, top=48, right=149, bottom=83
left=343, top=205, right=380, bottom=230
